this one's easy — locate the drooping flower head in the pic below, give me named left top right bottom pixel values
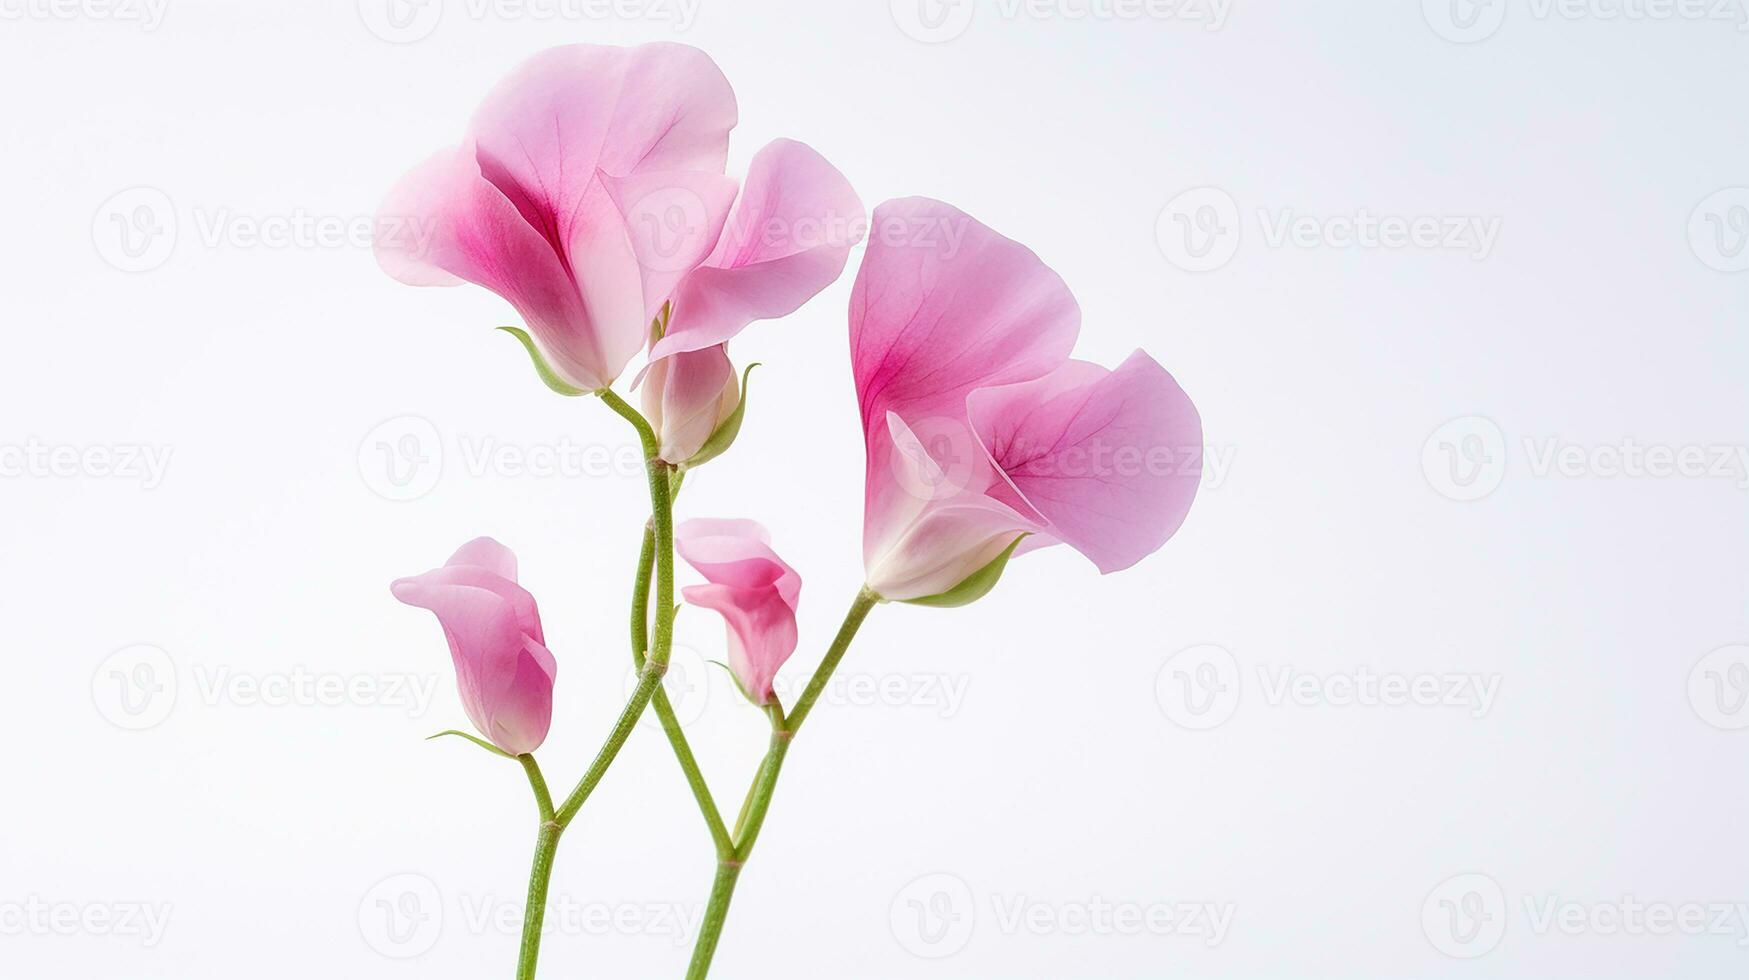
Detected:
left=675, top=519, right=801, bottom=706
left=850, top=198, right=1203, bottom=602
left=391, top=537, right=556, bottom=755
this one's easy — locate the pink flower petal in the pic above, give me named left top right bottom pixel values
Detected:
left=850, top=198, right=1080, bottom=577
left=391, top=540, right=556, bottom=754
left=968, top=350, right=1203, bottom=574
left=675, top=519, right=800, bottom=704
left=640, top=344, right=739, bottom=464
left=651, top=139, right=865, bottom=359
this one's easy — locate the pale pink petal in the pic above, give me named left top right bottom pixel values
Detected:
left=675, top=519, right=801, bottom=704
left=640, top=344, right=739, bottom=464
left=850, top=198, right=1080, bottom=561
left=675, top=518, right=784, bottom=590
left=968, top=350, right=1203, bottom=574
left=858, top=413, right=1037, bottom=600
left=651, top=139, right=865, bottom=359
left=391, top=540, right=556, bottom=754
left=465, top=44, right=736, bottom=252
left=446, top=536, right=518, bottom=581
left=601, top=170, right=740, bottom=324
left=681, top=583, right=798, bottom=706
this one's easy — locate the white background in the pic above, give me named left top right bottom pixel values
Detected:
left=2, top=1, right=1746, bottom=977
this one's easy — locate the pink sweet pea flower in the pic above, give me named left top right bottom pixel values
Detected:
left=636, top=139, right=864, bottom=463
left=675, top=519, right=801, bottom=706
left=851, top=198, right=1203, bottom=602
left=391, top=538, right=557, bottom=755
left=375, top=43, right=740, bottom=392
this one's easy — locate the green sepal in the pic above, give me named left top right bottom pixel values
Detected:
left=679, top=363, right=759, bottom=471
left=705, top=658, right=766, bottom=708
left=901, top=534, right=1028, bottom=608
left=496, top=326, right=590, bottom=397
left=426, top=729, right=515, bottom=759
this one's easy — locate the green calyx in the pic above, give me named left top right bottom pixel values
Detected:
left=679, top=362, right=760, bottom=471
left=497, top=326, right=591, bottom=397
left=426, top=729, right=515, bottom=759
left=901, top=534, right=1029, bottom=608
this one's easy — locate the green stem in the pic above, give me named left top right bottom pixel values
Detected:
left=631, top=522, right=733, bottom=855
left=550, top=390, right=675, bottom=828
left=514, top=755, right=560, bottom=980
left=785, top=587, right=882, bottom=735
left=683, top=589, right=881, bottom=979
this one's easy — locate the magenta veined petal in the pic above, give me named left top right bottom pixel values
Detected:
left=968, top=351, right=1204, bottom=574
left=849, top=198, right=1080, bottom=589
left=374, top=42, right=741, bottom=391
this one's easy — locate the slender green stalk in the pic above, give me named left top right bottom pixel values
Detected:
left=631, top=523, right=733, bottom=855
left=514, top=755, right=559, bottom=980
left=785, top=588, right=881, bottom=736
left=683, top=589, right=882, bottom=979
left=550, top=389, right=675, bottom=828
left=509, top=390, right=678, bottom=980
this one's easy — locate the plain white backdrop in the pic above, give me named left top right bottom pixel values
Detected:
left=2, top=1, right=1746, bottom=977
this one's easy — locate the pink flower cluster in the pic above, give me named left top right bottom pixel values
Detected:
left=381, top=43, right=1199, bottom=755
